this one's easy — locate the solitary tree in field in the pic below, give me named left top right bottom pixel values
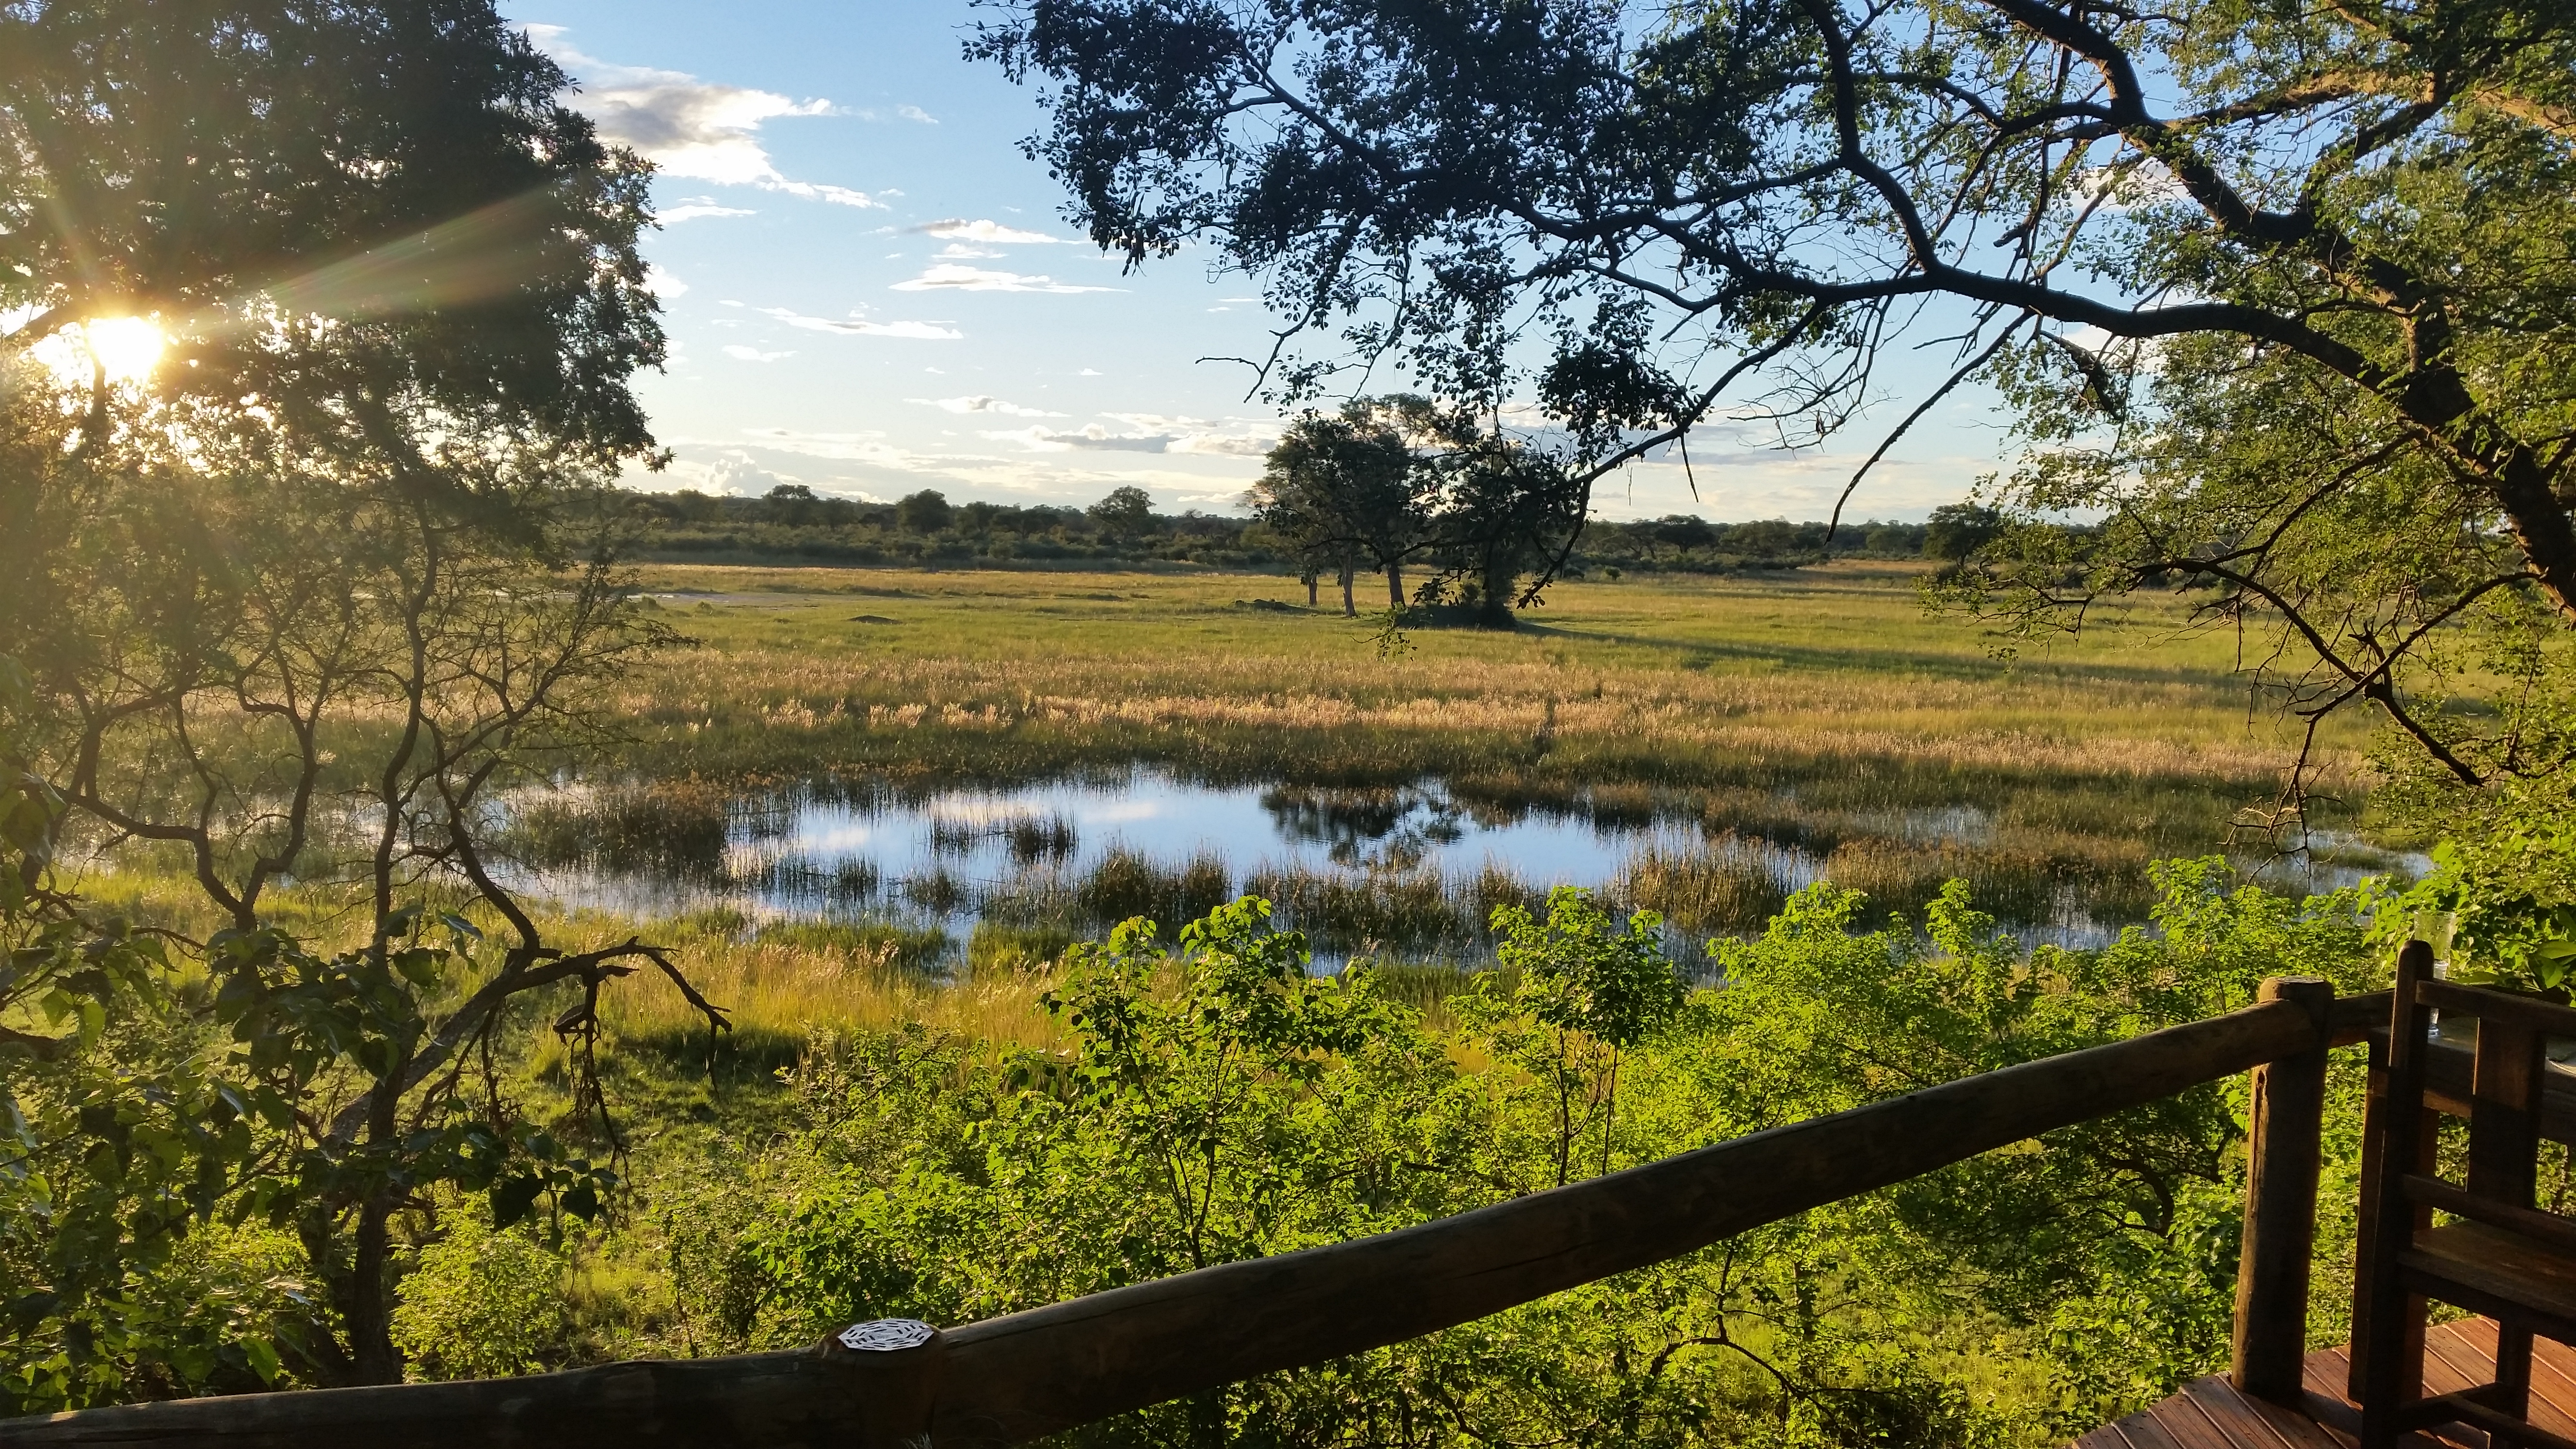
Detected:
left=1252, top=403, right=1431, bottom=613
left=1, top=0, right=710, bottom=1396
left=1088, top=483, right=1158, bottom=540
left=972, top=0, right=2576, bottom=815
left=897, top=488, right=955, bottom=533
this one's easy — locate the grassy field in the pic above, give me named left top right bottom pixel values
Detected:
left=79, top=561, right=2389, bottom=1052
left=438, top=558, right=2392, bottom=1040
left=619, top=560, right=2361, bottom=798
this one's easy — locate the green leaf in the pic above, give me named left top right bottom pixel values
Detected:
left=491, top=1174, right=545, bottom=1227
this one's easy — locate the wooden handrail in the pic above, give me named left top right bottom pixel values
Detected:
left=1, top=989, right=2335, bottom=1449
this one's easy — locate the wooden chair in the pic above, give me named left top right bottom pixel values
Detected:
left=2358, top=940, right=2576, bottom=1449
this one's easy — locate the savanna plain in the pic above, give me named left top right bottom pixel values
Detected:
left=64, top=562, right=2402, bottom=1447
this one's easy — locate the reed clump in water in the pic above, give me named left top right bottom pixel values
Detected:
left=1616, top=838, right=1790, bottom=935
left=1245, top=865, right=1469, bottom=952
left=504, top=780, right=733, bottom=872
left=1072, top=848, right=1232, bottom=930
left=968, top=921, right=1081, bottom=975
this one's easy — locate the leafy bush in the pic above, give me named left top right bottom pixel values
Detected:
left=630, top=866, right=2386, bottom=1446
left=390, top=1215, right=570, bottom=1381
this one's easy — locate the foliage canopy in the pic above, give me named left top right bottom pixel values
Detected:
left=973, top=0, right=2576, bottom=803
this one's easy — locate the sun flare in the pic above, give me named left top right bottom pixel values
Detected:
left=80, top=318, right=167, bottom=384
left=33, top=316, right=169, bottom=388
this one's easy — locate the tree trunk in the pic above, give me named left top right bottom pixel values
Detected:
left=1304, top=570, right=1318, bottom=607
left=1386, top=562, right=1403, bottom=609
left=1480, top=560, right=1516, bottom=629
left=1339, top=564, right=1355, bottom=617
left=346, top=1195, right=403, bottom=1384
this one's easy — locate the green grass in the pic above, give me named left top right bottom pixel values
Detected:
left=560, top=561, right=2396, bottom=950
left=621, top=561, right=2365, bottom=795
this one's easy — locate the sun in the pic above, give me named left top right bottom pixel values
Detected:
left=32, top=316, right=168, bottom=387
left=80, top=317, right=167, bottom=384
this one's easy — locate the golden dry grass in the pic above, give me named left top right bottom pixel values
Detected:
left=618, top=562, right=2367, bottom=796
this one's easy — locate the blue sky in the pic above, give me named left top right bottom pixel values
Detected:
left=513, top=1, right=2007, bottom=522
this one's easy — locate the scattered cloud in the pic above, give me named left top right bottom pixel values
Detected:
left=681, top=456, right=808, bottom=496
left=757, top=306, right=963, bottom=340
left=723, top=345, right=794, bottom=362
left=983, top=424, right=1170, bottom=453
left=913, top=218, right=1073, bottom=244
left=935, top=243, right=1002, bottom=260
left=892, top=264, right=1119, bottom=294
left=527, top=26, right=885, bottom=207
left=982, top=414, right=1274, bottom=456
left=1079, top=368, right=1103, bottom=376
left=660, top=199, right=757, bottom=224
left=734, top=428, right=905, bottom=464
left=645, top=265, right=688, bottom=298
left=897, top=104, right=936, bottom=124
left=1105, top=412, right=1278, bottom=456
left=910, top=395, right=1066, bottom=418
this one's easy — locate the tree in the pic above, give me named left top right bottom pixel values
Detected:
left=896, top=489, right=954, bottom=533
left=1250, top=403, right=1431, bottom=614
left=1650, top=516, right=1717, bottom=554
left=1922, top=504, right=2005, bottom=564
left=1423, top=434, right=1587, bottom=628
left=1087, top=484, right=1157, bottom=540
left=971, top=0, right=2576, bottom=801
left=0, top=0, right=706, bottom=1396
left=1469, top=888, right=1682, bottom=1186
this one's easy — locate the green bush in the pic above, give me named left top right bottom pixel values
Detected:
left=390, top=1216, right=570, bottom=1381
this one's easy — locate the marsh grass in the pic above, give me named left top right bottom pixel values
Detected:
left=621, top=564, right=2366, bottom=807
left=586, top=562, right=2392, bottom=928
left=61, top=563, right=2417, bottom=1074
left=1617, top=838, right=1792, bottom=935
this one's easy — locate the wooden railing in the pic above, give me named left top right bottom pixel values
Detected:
left=2, top=978, right=2371, bottom=1449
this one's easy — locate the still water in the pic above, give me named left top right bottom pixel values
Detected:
left=504, top=770, right=2414, bottom=960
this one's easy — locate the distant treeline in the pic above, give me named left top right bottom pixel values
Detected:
left=623, top=484, right=2003, bottom=575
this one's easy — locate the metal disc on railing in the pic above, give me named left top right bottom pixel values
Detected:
left=837, top=1318, right=937, bottom=1352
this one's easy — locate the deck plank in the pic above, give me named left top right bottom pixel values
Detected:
left=2153, top=1386, right=2257, bottom=1449
left=2063, top=1321, right=2576, bottom=1448
left=2436, top=1316, right=2576, bottom=1429
left=2178, top=1376, right=2334, bottom=1449
left=2112, top=1406, right=2199, bottom=1449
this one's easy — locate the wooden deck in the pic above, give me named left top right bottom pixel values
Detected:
left=2074, top=1320, right=2576, bottom=1448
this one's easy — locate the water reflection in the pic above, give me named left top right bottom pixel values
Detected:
left=496, top=769, right=2422, bottom=962
left=1261, top=785, right=1467, bottom=870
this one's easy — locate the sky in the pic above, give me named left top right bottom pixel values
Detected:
left=510, top=0, right=2012, bottom=523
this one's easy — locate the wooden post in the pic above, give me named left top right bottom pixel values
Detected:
left=2234, top=975, right=2333, bottom=1405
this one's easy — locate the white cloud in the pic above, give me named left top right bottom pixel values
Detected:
left=892, top=264, right=1118, bottom=294
left=757, top=306, right=963, bottom=340
left=1104, top=412, right=1279, bottom=456
left=982, top=417, right=1269, bottom=454
left=910, top=395, right=1066, bottom=418
left=645, top=265, right=688, bottom=298
left=660, top=200, right=757, bottom=224
left=528, top=27, right=885, bottom=207
left=935, top=243, right=1002, bottom=259
left=914, top=218, right=1073, bottom=244
left=897, top=105, right=936, bottom=124
left=731, top=428, right=915, bottom=468
left=1079, top=368, right=1103, bottom=376
left=723, top=345, right=794, bottom=362
left=768, top=180, right=886, bottom=208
